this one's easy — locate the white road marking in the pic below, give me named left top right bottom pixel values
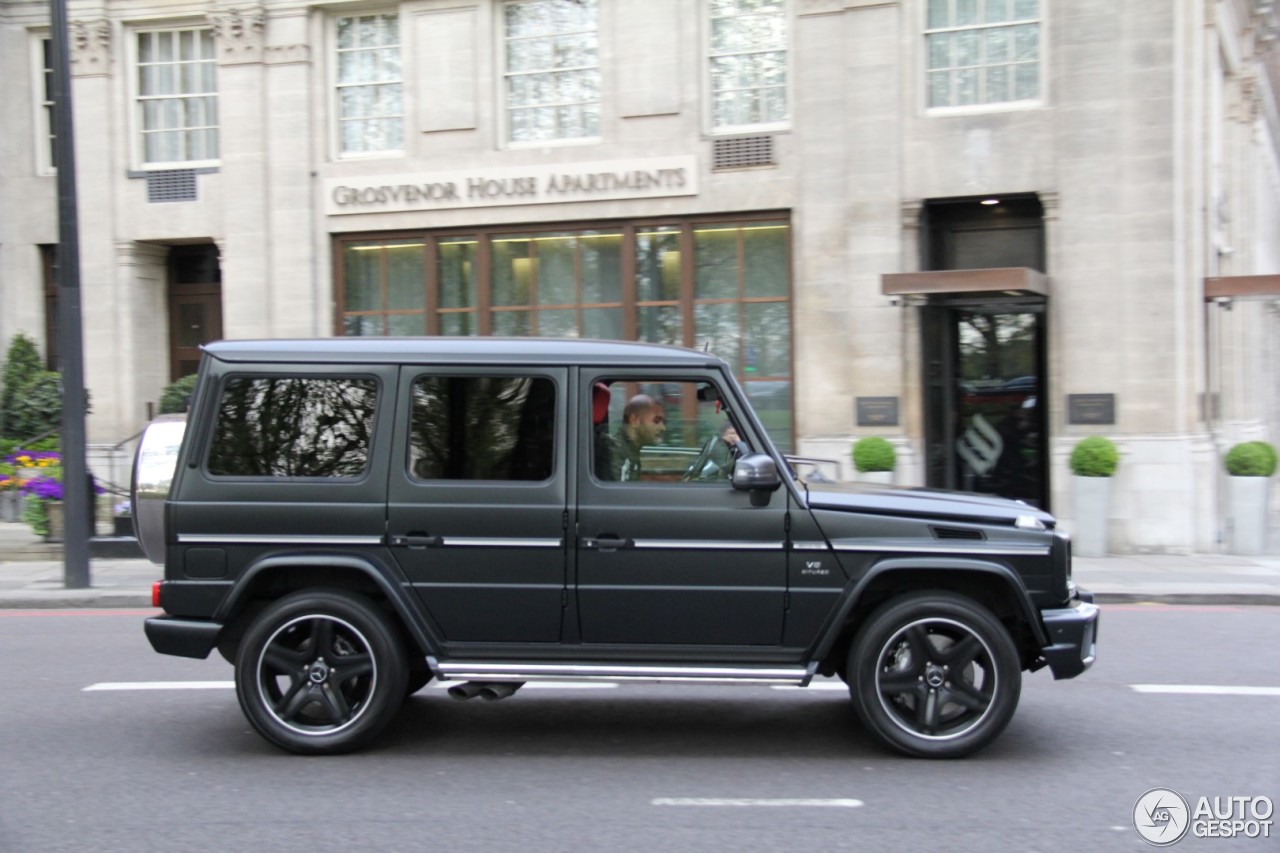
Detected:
left=430, top=681, right=619, bottom=690
left=652, top=798, right=863, bottom=808
left=1131, top=684, right=1280, bottom=696
left=84, top=681, right=234, bottom=691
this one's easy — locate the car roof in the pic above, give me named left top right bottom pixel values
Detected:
left=202, top=337, right=725, bottom=368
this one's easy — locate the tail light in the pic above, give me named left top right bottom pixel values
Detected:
left=152, top=581, right=163, bottom=609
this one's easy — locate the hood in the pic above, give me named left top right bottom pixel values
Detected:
left=801, top=481, right=1055, bottom=528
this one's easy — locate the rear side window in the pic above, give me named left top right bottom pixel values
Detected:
left=207, top=376, right=379, bottom=477
left=409, top=376, right=555, bottom=481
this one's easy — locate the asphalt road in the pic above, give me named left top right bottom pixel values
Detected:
left=1, top=605, right=1277, bottom=852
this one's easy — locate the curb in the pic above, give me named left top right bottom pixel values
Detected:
left=1090, top=592, right=1280, bottom=606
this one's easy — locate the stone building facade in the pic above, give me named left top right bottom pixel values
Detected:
left=1, top=0, right=1277, bottom=552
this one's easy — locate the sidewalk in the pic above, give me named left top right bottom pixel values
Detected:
left=1, top=520, right=1278, bottom=609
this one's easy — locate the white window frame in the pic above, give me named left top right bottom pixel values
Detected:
left=499, top=0, right=603, bottom=148
left=127, top=23, right=220, bottom=170
left=922, top=0, right=1045, bottom=115
left=30, top=33, right=56, bottom=175
left=331, top=10, right=405, bottom=160
left=704, top=0, right=791, bottom=136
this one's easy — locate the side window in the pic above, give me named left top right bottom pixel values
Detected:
left=207, top=377, right=379, bottom=477
left=409, top=376, right=555, bottom=481
left=592, top=379, right=748, bottom=484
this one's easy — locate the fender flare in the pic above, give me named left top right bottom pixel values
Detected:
left=213, top=552, right=443, bottom=657
left=811, top=555, right=1049, bottom=662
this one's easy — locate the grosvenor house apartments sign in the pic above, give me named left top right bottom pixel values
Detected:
left=325, top=156, right=698, bottom=215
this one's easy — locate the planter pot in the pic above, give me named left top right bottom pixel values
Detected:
left=859, top=470, right=894, bottom=485
left=1228, top=476, right=1270, bottom=556
left=45, top=501, right=65, bottom=543
left=1073, top=475, right=1112, bottom=558
left=113, top=516, right=135, bottom=538
left=0, top=491, right=21, bottom=523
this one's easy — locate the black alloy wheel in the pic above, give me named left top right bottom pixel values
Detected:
left=235, top=590, right=408, bottom=754
left=847, top=592, right=1021, bottom=758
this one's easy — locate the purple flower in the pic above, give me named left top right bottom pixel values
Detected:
left=20, top=476, right=63, bottom=501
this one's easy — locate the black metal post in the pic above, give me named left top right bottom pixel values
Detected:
left=49, top=0, right=90, bottom=588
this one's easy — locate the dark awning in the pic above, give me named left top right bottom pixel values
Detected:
left=881, top=267, right=1048, bottom=297
left=1204, top=274, right=1280, bottom=301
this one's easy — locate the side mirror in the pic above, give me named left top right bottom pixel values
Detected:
left=732, top=453, right=782, bottom=506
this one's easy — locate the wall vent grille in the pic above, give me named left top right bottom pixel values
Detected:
left=712, top=135, right=774, bottom=170
left=146, top=169, right=198, bottom=203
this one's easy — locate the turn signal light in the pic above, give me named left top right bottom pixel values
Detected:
left=151, top=581, right=162, bottom=609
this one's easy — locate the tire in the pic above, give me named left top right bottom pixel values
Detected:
left=234, top=590, right=408, bottom=755
left=846, top=591, right=1021, bottom=758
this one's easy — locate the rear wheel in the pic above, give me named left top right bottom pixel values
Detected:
left=847, top=592, right=1021, bottom=758
left=234, top=590, right=408, bottom=754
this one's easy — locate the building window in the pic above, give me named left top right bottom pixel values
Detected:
left=335, top=13, right=403, bottom=155
left=136, top=28, right=218, bottom=165
left=36, top=37, right=56, bottom=173
left=925, top=0, right=1040, bottom=109
left=335, top=216, right=794, bottom=449
left=339, top=239, right=426, bottom=336
left=502, top=0, right=600, bottom=143
left=707, top=0, right=788, bottom=132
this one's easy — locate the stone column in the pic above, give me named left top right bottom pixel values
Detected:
left=209, top=5, right=270, bottom=339
left=67, top=17, right=121, bottom=442
left=262, top=11, right=318, bottom=339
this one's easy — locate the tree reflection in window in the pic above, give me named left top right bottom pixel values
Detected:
left=410, top=376, right=555, bottom=481
left=208, top=377, right=378, bottom=477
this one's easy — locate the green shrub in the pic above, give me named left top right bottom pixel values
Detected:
left=1, top=333, right=43, bottom=435
left=852, top=436, right=896, bottom=473
left=5, top=371, right=67, bottom=440
left=1224, top=441, right=1278, bottom=477
left=159, top=374, right=199, bottom=415
left=1069, top=436, right=1118, bottom=477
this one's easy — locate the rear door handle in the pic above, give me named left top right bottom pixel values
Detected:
left=584, top=536, right=632, bottom=552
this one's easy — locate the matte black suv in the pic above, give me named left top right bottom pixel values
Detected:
left=138, top=338, right=1097, bottom=758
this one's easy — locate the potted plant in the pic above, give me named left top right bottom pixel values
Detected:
left=113, top=500, right=134, bottom=538
left=1070, top=436, right=1118, bottom=557
left=1224, top=441, right=1277, bottom=555
left=0, top=459, right=19, bottom=522
left=852, top=436, right=896, bottom=485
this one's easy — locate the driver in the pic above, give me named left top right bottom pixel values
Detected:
left=609, top=394, right=666, bottom=482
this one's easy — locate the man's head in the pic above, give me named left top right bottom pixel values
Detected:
left=622, top=394, right=666, bottom=447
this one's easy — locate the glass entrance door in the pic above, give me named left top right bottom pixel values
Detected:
left=923, top=302, right=1047, bottom=508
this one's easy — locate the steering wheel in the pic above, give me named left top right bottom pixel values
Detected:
left=681, top=435, right=734, bottom=482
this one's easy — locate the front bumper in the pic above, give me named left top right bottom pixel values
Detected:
left=1037, top=590, right=1099, bottom=680
left=145, top=615, right=222, bottom=660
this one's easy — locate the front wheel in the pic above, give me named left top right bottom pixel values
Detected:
left=234, top=590, right=408, bottom=754
left=846, top=592, right=1021, bottom=758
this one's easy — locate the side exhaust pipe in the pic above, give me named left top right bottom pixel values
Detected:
left=447, top=682, right=487, bottom=700
left=447, top=681, right=525, bottom=701
left=479, top=682, right=523, bottom=701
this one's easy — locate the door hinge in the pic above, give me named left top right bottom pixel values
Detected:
left=784, top=591, right=790, bottom=611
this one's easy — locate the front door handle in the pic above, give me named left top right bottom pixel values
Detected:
left=389, top=533, right=442, bottom=548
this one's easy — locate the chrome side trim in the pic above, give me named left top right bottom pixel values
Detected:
left=440, top=537, right=563, bottom=548
left=791, top=541, right=829, bottom=551
left=632, top=540, right=785, bottom=551
left=831, top=542, right=1050, bottom=557
left=434, top=661, right=810, bottom=684
left=177, top=534, right=383, bottom=546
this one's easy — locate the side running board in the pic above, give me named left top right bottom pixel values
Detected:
left=431, top=659, right=816, bottom=686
